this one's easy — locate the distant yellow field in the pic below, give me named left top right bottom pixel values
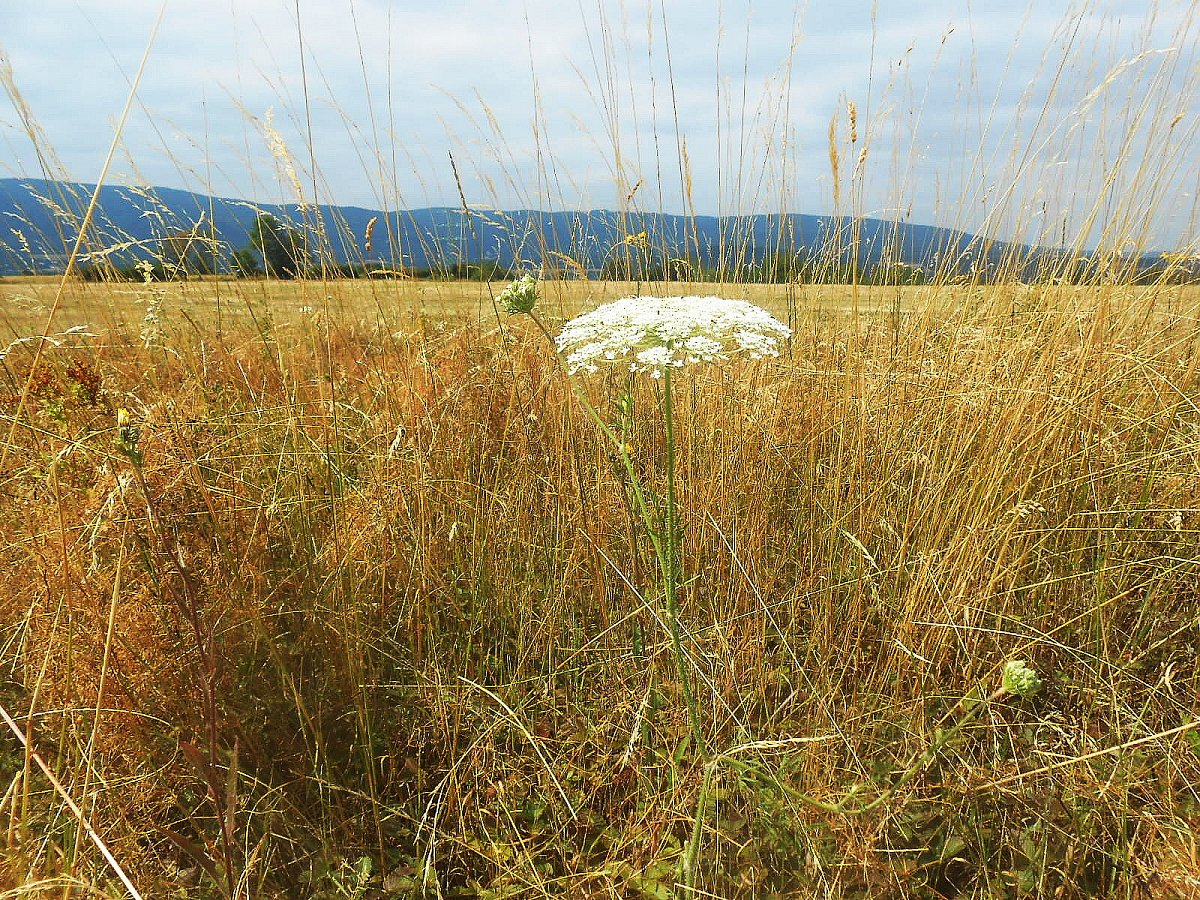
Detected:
left=5, top=276, right=1197, bottom=342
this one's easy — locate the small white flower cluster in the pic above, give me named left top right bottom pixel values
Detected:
left=555, top=296, right=791, bottom=377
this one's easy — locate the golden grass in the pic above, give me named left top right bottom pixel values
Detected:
left=11, top=276, right=1187, bottom=338
left=1, top=277, right=1199, bottom=897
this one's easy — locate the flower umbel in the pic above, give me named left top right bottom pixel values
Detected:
left=554, top=296, right=791, bottom=377
left=497, top=274, right=539, bottom=314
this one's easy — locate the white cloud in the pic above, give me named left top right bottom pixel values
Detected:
left=0, top=0, right=1196, bottom=247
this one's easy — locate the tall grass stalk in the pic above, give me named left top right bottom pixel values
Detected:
left=658, top=365, right=704, bottom=759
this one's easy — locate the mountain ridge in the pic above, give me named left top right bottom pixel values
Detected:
left=0, top=177, right=1146, bottom=281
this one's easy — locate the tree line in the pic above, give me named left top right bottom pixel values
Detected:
left=63, top=214, right=1197, bottom=286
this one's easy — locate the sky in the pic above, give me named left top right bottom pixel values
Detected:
left=1, top=0, right=1198, bottom=250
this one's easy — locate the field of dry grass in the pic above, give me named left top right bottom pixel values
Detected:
left=0, top=277, right=990, bottom=335
left=1, top=276, right=1198, bottom=898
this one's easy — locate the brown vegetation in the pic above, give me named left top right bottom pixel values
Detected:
left=1, top=279, right=1198, bottom=897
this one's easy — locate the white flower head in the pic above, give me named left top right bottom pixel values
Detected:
left=555, top=296, right=791, bottom=377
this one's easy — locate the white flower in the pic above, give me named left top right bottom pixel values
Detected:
left=555, top=296, right=791, bottom=376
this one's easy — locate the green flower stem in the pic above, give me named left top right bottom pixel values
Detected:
left=529, top=312, right=708, bottom=759
left=661, top=366, right=706, bottom=759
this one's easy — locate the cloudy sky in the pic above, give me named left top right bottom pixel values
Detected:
left=1, top=0, right=1197, bottom=249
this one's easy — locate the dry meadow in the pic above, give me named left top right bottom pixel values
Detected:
left=1, top=276, right=1199, bottom=897
left=3, top=0, right=1200, bottom=893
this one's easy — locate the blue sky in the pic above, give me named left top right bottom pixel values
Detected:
left=1, top=1, right=1197, bottom=250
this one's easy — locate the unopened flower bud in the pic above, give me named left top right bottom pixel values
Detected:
left=1002, top=659, right=1042, bottom=699
left=115, top=408, right=142, bottom=464
left=497, top=274, right=539, bottom=315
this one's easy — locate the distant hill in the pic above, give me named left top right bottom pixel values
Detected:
left=0, top=177, right=1168, bottom=282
